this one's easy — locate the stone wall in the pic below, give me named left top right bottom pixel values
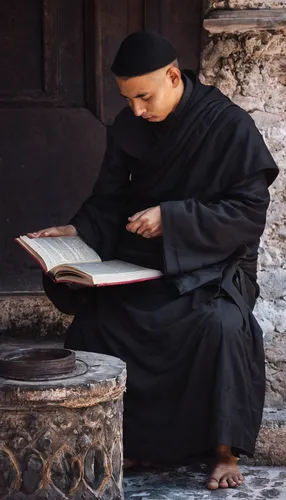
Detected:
left=202, top=2, right=286, bottom=406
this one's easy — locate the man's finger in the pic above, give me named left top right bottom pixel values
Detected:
left=27, top=228, right=56, bottom=238
left=27, top=232, right=38, bottom=238
left=142, top=227, right=162, bottom=239
left=126, top=221, right=143, bottom=233
left=136, top=222, right=150, bottom=236
left=128, top=209, right=149, bottom=222
left=27, top=231, right=48, bottom=238
left=141, top=230, right=152, bottom=238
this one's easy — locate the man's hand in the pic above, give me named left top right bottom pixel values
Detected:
left=126, top=206, right=162, bottom=238
left=27, top=224, right=78, bottom=238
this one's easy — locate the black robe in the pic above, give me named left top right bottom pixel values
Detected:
left=43, top=72, right=278, bottom=463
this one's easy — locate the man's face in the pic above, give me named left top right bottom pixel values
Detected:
left=116, top=66, right=181, bottom=122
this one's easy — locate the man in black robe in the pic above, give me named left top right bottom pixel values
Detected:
left=29, top=32, right=278, bottom=490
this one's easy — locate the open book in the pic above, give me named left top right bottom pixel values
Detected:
left=16, top=235, right=162, bottom=286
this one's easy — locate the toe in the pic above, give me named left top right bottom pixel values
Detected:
left=227, top=477, right=238, bottom=488
left=234, top=475, right=243, bottom=485
left=207, top=478, right=219, bottom=490
left=219, top=479, right=229, bottom=488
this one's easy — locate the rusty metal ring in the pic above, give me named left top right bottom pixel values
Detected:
left=0, top=348, right=76, bottom=380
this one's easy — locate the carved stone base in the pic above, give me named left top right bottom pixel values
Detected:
left=0, top=351, right=126, bottom=499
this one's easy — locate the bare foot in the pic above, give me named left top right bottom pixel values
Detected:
left=207, top=446, right=244, bottom=490
left=123, top=458, right=138, bottom=469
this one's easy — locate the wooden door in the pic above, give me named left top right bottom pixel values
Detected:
left=0, top=0, right=204, bottom=293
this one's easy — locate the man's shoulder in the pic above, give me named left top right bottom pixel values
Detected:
left=203, top=92, right=258, bottom=140
left=220, top=100, right=254, bottom=126
left=192, top=79, right=257, bottom=139
left=219, top=103, right=261, bottom=143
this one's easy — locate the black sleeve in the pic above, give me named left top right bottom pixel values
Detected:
left=161, top=174, right=270, bottom=275
left=42, top=273, right=96, bottom=315
left=160, top=111, right=278, bottom=276
left=70, top=131, right=130, bottom=260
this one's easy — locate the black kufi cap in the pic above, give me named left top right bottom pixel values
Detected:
left=111, top=31, right=177, bottom=78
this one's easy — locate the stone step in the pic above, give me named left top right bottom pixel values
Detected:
left=0, top=294, right=70, bottom=338
left=246, top=407, right=286, bottom=467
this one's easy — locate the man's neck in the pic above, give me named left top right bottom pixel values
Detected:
left=171, top=79, right=185, bottom=114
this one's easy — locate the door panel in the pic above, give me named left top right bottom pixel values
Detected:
left=0, top=0, right=101, bottom=292
left=85, top=0, right=145, bottom=124
left=145, top=0, right=204, bottom=73
left=0, top=0, right=42, bottom=92
left=0, top=0, right=204, bottom=293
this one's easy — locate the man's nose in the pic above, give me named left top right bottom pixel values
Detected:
left=132, top=101, right=146, bottom=117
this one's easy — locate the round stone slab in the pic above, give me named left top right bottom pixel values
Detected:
left=0, top=350, right=127, bottom=500
left=0, top=350, right=126, bottom=408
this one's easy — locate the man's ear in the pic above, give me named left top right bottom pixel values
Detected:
left=167, top=66, right=181, bottom=88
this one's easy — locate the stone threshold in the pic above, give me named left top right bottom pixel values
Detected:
left=204, top=8, right=286, bottom=33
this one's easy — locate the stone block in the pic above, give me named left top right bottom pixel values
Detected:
left=207, top=0, right=286, bottom=9
left=264, top=333, right=286, bottom=406
left=200, top=32, right=286, bottom=97
left=257, top=269, right=286, bottom=300
left=259, top=316, right=275, bottom=341
left=204, top=8, right=286, bottom=34
left=254, top=408, right=286, bottom=466
left=254, top=299, right=286, bottom=337
left=0, top=295, right=71, bottom=338
left=229, top=0, right=286, bottom=8
left=251, top=111, right=286, bottom=130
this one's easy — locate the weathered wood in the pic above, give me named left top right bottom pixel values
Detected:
left=204, top=8, right=286, bottom=33
left=145, top=0, right=205, bottom=73
left=85, top=0, right=145, bottom=124
left=0, top=0, right=85, bottom=107
left=0, top=108, right=106, bottom=293
left=0, top=351, right=126, bottom=499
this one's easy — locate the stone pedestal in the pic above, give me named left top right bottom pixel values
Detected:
left=0, top=349, right=126, bottom=500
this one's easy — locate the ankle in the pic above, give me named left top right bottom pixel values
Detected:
left=216, top=445, right=238, bottom=461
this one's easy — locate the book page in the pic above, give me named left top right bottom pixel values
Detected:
left=19, top=236, right=101, bottom=270
left=62, top=260, right=162, bottom=284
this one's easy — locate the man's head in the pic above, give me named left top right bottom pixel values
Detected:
left=111, top=32, right=183, bottom=122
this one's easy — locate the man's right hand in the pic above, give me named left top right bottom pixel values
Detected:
left=27, top=224, right=78, bottom=238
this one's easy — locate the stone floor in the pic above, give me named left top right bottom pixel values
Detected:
left=124, top=465, right=286, bottom=499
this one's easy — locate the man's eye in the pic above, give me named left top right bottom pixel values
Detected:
left=142, top=96, right=150, bottom=101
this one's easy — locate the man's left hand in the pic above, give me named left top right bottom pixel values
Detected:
left=126, top=206, right=162, bottom=238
